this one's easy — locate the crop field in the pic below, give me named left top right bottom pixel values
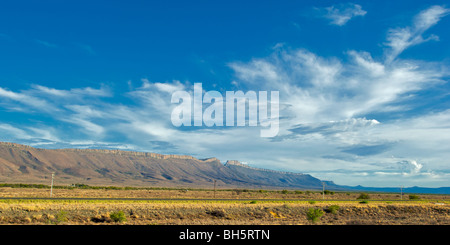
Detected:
left=0, top=185, right=449, bottom=225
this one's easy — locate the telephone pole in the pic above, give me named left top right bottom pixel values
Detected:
left=322, top=182, right=326, bottom=200
left=50, top=172, right=55, bottom=198
left=400, top=185, right=403, bottom=201
left=213, top=180, right=217, bottom=199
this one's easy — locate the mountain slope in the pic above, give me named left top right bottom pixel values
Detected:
left=0, top=142, right=324, bottom=189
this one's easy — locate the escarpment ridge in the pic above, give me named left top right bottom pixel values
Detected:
left=0, top=142, right=325, bottom=189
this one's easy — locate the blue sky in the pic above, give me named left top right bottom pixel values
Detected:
left=1, top=0, right=450, bottom=187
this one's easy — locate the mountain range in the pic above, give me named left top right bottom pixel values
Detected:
left=0, top=142, right=327, bottom=190
left=0, top=142, right=448, bottom=194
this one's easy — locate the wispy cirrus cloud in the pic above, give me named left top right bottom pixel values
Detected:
left=73, top=43, right=96, bottom=55
left=316, top=3, right=367, bottom=26
left=35, top=39, right=58, bottom=48
left=385, top=5, right=450, bottom=62
left=0, top=87, right=59, bottom=112
left=0, top=5, right=449, bottom=188
left=0, top=84, right=113, bottom=138
left=30, top=84, right=112, bottom=98
left=225, top=5, right=450, bottom=186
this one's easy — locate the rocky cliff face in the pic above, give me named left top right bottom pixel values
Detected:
left=225, top=160, right=306, bottom=175
left=0, top=142, right=325, bottom=189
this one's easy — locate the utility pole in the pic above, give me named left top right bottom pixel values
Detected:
left=322, top=182, right=326, bottom=200
left=400, top=185, right=403, bottom=201
left=50, top=172, right=55, bottom=198
left=213, top=180, right=217, bottom=199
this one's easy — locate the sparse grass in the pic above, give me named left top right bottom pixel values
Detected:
left=0, top=186, right=448, bottom=225
left=54, top=210, right=68, bottom=224
left=2, top=184, right=448, bottom=203
left=0, top=198, right=448, bottom=225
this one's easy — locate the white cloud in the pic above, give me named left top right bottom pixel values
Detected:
left=229, top=47, right=446, bottom=126
left=35, top=39, right=58, bottom=48
left=73, top=43, right=96, bottom=55
left=0, top=5, right=449, bottom=188
left=223, top=6, right=450, bottom=187
left=153, top=81, right=186, bottom=94
left=385, top=5, right=450, bottom=63
left=0, top=123, right=31, bottom=139
left=398, top=160, right=423, bottom=175
left=65, top=118, right=105, bottom=135
left=319, top=3, right=367, bottom=26
left=0, top=87, right=58, bottom=112
left=31, top=84, right=112, bottom=98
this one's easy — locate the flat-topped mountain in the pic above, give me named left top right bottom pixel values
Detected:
left=0, top=142, right=325, bottom=189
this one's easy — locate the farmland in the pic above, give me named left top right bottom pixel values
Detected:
left=0, top=185, right=449, bottom=225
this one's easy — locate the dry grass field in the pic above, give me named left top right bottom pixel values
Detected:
left=0, top=186, right=449, bottom=225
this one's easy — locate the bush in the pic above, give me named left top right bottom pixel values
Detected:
left=294, top=190, right=304, bottom=194
left=308, top=200, right=316, bottom=204
left=281, top=190, right=290, bottom=194
left=357, top=193, right=370, bottom=200
left=206, top=209, right=226, bottom=218
left=55, top=211, right=68, bottom=224
left=325, top=205, right=340, bottom=214
left=306, top=208, right=324, bottom=223
left=110, top=211, right=127, bottom=223
left=409, top=194, right=420, bottom=200
left=359, top=200, right=369, bottom=204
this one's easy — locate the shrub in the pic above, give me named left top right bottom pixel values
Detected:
left=359, top=200, right=369, bottom=204
left=110, top=211, right=127, bottom=223
left=325, top=205, right=340, bottom=214
left=206, top=209, right=226, bottom=218
left=55, top=211, right=68, bottom=224
left=294, top=190, right=304, bottom=194
left=249, top=200, right=258, bottom=204
left=323, top=190, right=334, bottom=195
left=308, top=201, right=316, bottom=204
left=306, top=208, right=324, bottom=223
left=409, top=194, right=420, bottom=200
left=281, top=190, right=290, bottom=194
left=357, top=193, right=370, bottom=200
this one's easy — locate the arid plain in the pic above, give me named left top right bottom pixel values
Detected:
left=0, top=186, right=448, bottom=225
